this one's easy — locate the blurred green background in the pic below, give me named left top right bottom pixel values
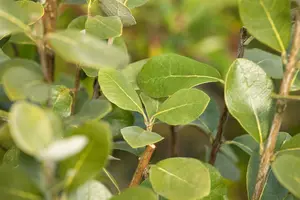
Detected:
left=1, top=0, right=300, bottom=199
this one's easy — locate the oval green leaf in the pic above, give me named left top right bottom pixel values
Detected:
left=225, top=58, right=274, bottom=144
left=126, top=0, right=149, bottom=8
left=239, top=0, right=291, bottom=52
left=86, top=15, right=123, bottom=39
left=9, top=101, right=54, bottom=156
left=139, top=92, right=161, bottom=119
left=46, top=30, right=129, bottom=69
left=98, top=68, right=144, bottom=115
left=110, top=187, right=157, bottom=200
left=272, top=154, right=300, bottom=198
left=149, top=157, right=210, bottom=200
left=121, top=126, right=163, bottom=148
left=153, top=88, right=210, bottom=125
left=122, top=59, right=148, bottom=90
left=137, top=54, right=222, bottom=98
left=52, top=85, right=73, bottom=118
left=60, top=121, right=112, bottom=190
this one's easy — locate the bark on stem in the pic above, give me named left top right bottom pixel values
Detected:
left=71, top=66, right=81, bottom=115
left=129, top=125, right=155, bottom=187
left=252, top=13, right=300, bottom=200
left=208, top=27, right=247, bottom=165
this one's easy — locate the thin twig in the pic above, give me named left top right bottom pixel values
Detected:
left=129, top=125, right=155, bottom=187
left=170, top=125, right=178, bottom=157
left=272, top=93, right=300, bottom=101
left=252, top=12, right=300, bottom=200
left=71, top=66, right=81, bottom=114
left=208, top=27, right=247, bottom=165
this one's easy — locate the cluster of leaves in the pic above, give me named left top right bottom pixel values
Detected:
left=0, top=0, right=300, bottom=200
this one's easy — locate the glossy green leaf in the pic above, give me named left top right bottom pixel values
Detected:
left=69, top=180, right=112, bottom=200
left=104, top=105, right=134, bottom=138
left=46, top=30, right=129, bottom=69
left=68, top=15, right=87, bottom=30
left=2, top=67, right=44, bottom=101
left=226, top=134, right=258, bottom=155
left=121, top=126, right=163, bottom=148
left=113, top=141, right=145, bottom=156
left=150, top=157, right=210, bottom=200
left=280, top=133, right=300, bottom=151
left=122, top=59, right=148, bottom=90
left=137, top=54, right=222, bottom=98
left=244, top=48, right=283, bottom=79
left=39, top=136, right=88, bottom=162
left=191, top=97, right=220, bottom=137
left=110, top=187, right=157, bottom=200
left=239, top=0, right=291, bottom=52
left=140, top=92, right=161, bottom=119
left=98, top=68, right=144, bottom=114
left=16, top=0, right=44, bottom=25
left=0, top=0, right=31, bottom=38
left=247, top=147, right=288, bottom=200
left=9, top=102, right=55, bottom=156
left=86, top=15, right=123, bottom=39
left=272, top=154, right=300, bottom=198
left=153, top=88, right=210, bottom=125
left=52, top=85, right=73, bottom=118
left=100, top=0, right=136, bottom=27
left=0, top=166, right=43, bottom=200
left=202, top=164, right=227, bottom=200
left=225, top=59, right=274, bottom=143
left=60, top=121, right=112, bottom=190
left=82, top=67, right=98, bottom=78
left=126, top=0, right=149, bottom=8
left=67, top=99, right=112, bottom=126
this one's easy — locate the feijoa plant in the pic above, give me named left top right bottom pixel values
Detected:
left=0, top=0, right=299, bottom=200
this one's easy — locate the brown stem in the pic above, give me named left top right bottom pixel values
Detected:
left=37, top=38, right=51, bottom=83
left=93, top=79, right=101, bottom=99
left=252, top=13, right=300, bottom=200
left=43, top=0, right=57, bottom=82
left=209, top=106, right=228, bottom=165
left=71, top=67, right=81, bottom=115
left=129, top=125, right=155, bottom=187
left=170, top=125, right=178, bottom=157
left=208, top=27, right=247, bottom=165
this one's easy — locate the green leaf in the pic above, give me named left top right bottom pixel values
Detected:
left=239, top=0, right=291, bottom=52
left=110, top=187, right=157, bottom=200
left=0, top=166, right=43, bottom=200
left=69, top=180, right=112, bottom=200
left=39, top=136, right=88, bottom=162
left=280, top=133, right=300, bottom=151
left=104, top=105, right=134, bottom=138
left=60, top=121, right=112, bottom=190
left=100, top=0, right=136, bottom=27
left=16, top=0, right=44, bottom=25
left=137, top=54, right=222, bottom=98
left=9, top=101, right=55, bottom=156
left=52, top=85, right=73, bottom=118
left=86, top=15, right=123, bottom=39
left=0, top=0, right=31, bottom=38
left=68, top=15, right=87, bottom=30
left=191, top=97, right=220, bottom=137
left=244, top=48, right=283, bottom=79
left=121, top=59, right=148, bottom=90
left=201, top=164, right=227, bottom=200
left=247, top=147, right=288, bottom=200
left=125, top=0, right=149, bottom=8
left=98, top=68, right=144, bottom=115
left=113, top=141, right=145, bottom=156
left=153, top=88, right=210, bottom=125
left=2, top=67, right=44, bottom=101
left=225, top=59, right=274, bottom=144
left=272, top=154, right=300, bottom=198
left=67, top=99, right=112, bottom=126
left=2, top=146, right=19, bottom=167
left=226, top=134, right=258, bottom=155
left=0, top=49, right=9, bottom=63
left=82, top=67, right=98, bottom=78
left=121, top=126, right=163, bottom=148
left=46, top=30, right=129, bottom=69
left=0, top=110, right=8, bottom=122
left=25, top=82, right=50, bottom=104
left=9, top=33, right=35, bottom=45
left=149, top=157, right=210, bottom=200
left=140, top=92, right=161, bottom=119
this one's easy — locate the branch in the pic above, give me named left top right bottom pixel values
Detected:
left=71, top=66, right=81, bottom=114
left=208, top=27, right=247, bottom=165
left=170, top=125, right=178, bottom=157
left=252, top=12, right=300, bottom=200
